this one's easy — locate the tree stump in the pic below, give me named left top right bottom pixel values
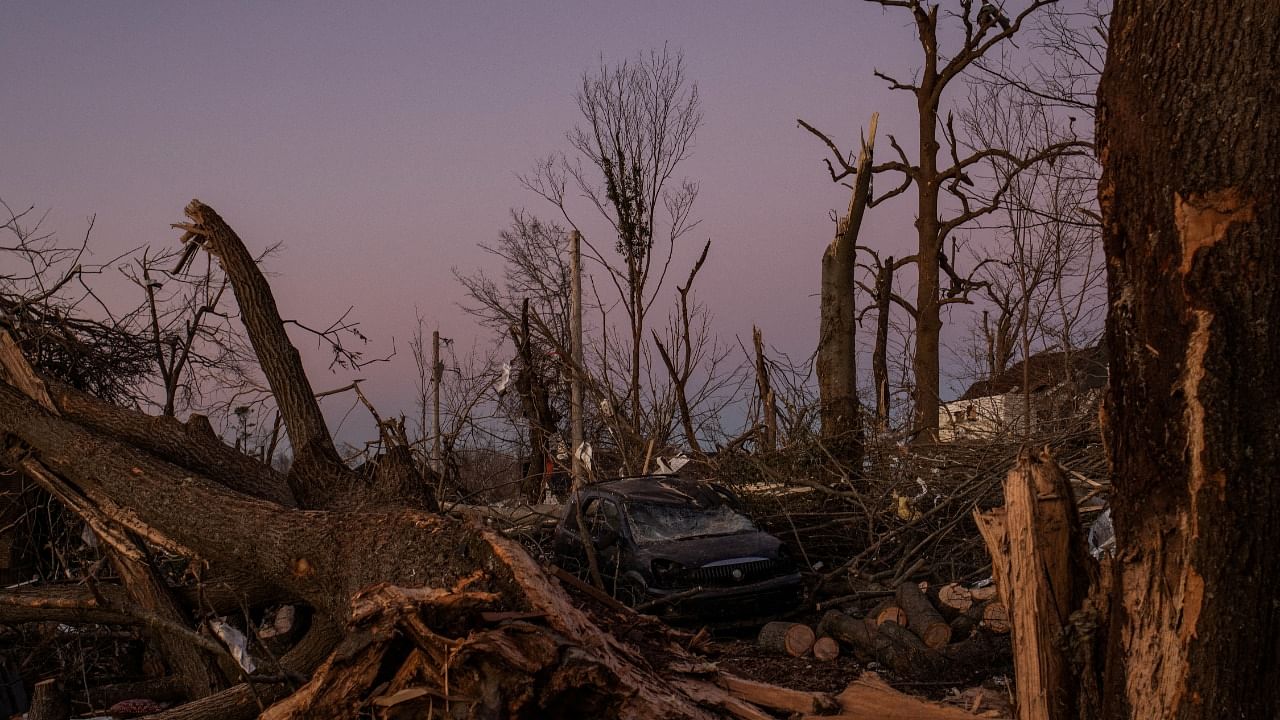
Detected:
left=29, top=679, right=68, bottom=720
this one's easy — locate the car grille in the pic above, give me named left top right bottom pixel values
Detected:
left=680, top=559, right=780, bottom=587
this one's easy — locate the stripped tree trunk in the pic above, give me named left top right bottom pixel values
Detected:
left=817, top=113, right=876, bottom=461
left=1097, top=2, right=1280, bottom=716
left=752, top=326, right=777, bottom=451
left=872, top=256, right=894, bottom=433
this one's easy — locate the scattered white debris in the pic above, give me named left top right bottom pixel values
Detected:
left=210, top=619, right=256, bottom=673
left=259, top=605, right=295, bottom=639
left=494, top=362, right=511, bottom=395
left=575, top=442, right=593, bottom=470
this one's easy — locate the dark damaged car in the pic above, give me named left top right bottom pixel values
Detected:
left=552, top=476, right=803, bottom=620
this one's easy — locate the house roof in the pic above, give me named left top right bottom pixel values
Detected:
left=958, top=344, right=1108, bottom=401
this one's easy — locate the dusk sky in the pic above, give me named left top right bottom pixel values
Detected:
left=4, top=2, right=1009, bottom=443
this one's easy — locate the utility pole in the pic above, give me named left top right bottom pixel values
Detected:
left=569, top=230, right=584, bottom=489
left=567, top=228, right=602, bottom=588
left=432, top=330, right=442, bottom=476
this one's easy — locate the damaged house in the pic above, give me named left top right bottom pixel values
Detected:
left=939, top=345, right=1108, bottom=441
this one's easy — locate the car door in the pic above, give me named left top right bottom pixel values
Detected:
left=584, top=497, right=624, bottom=573
left=555, top=495, right=620, bottom=573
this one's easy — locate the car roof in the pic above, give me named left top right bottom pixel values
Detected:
left=585, top=476, right=733, bottom=507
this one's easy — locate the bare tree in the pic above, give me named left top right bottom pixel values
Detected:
left=802, top=0, right=1087, bottom=439
left=955, top=65, right=1106, bottom=436
left=522, top=47, right=703, bottom=458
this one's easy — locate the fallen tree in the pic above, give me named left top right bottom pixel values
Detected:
left=0, top=201, right=987, bottom=719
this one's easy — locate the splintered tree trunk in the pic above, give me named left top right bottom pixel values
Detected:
left=1098, top=2, right=1280, bottom=717
left=976, top=450, right=1093, bottom=720
left=872, top=256, right=894, bottom=433
left=752, top=326, right=777, bottom=451
left=818, top=113, right=876, bottom=459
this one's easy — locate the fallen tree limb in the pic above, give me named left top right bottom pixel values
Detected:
left=0, top=584, right=136, bottom=626
left=720, top=674, right=840, bottom=715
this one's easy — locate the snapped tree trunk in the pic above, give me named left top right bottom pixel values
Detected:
left=1097, top=2, right=1280, bottom=716
left=818, top=113, right=876, bottom=460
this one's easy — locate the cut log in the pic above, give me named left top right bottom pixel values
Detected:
left=757, top=621, right=815, bottom=657
left=927, top=582, right=973, bottom=617
left=867, top=598, right=908, bottom=627
left=803, top=672, right=988, bottom=720
left=895, top=581, right=951, bottom=648
left=969, top=584, right=998, bottom=602
left=818, top=611, right=876, bottom=661
left=947, top=600, right=989, bottom=639
left=980, top=601, right=1011, bottom=634
left=812, top=636, right=840, bottom=661
left=818, top=611, right=939, bottom=678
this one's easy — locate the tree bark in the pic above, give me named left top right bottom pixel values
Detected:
left=1097, top=2, right=1280, bottom=716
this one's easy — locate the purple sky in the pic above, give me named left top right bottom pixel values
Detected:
left=4, top=2, right=958, bottom=442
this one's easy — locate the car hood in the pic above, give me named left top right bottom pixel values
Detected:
left=636, top=531, right=784, bottom=567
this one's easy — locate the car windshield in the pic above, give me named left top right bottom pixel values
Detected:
left=625, top=502, right=757, bottom=544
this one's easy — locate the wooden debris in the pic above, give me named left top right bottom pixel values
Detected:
left=804, top=672, right=997, bottom=720
left=29, top=679, right=68, bottom=720
left=976, top=448, right=1090, bottom=720
left=980, top=601, right=1011, bottom=634
left=819, top=611, right=935, bottom=677
left=930, top=582, right=974, bottom=616
left=812, top=636, right=841, bottom=661
left=757, top=621, right=816, bottom=657
left=720, top=674, right=840, bottom=715
left=868, top=598, right=908, bottom=627
left=896, top=581, right=952, bottom=648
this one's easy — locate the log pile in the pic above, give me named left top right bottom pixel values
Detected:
left=817, top=579, right=1011, bottom=684
left=0, top=201, right=1000, bottom=719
